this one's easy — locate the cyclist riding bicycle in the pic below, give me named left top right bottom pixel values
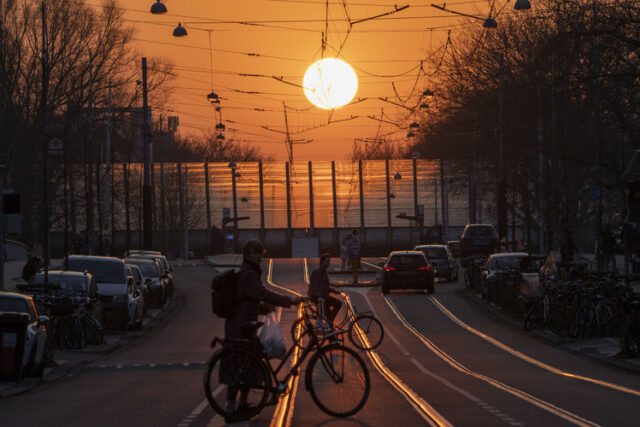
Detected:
left=308, top=253, right=342, bottom=328
left=223, top=240, right=300, bottom=416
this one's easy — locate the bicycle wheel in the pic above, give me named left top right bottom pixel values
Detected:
left=305, top=344, right=370, bottom=417
left=203, top=344, right=270, bottom=422
left=348, top=315, right=384, bottom=351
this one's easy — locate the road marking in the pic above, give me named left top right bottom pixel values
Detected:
left=183, top=362, right=189, bottom=367
left=429, top=295, right=640, bottom=398
left=149, top=363, right=156, bottom=368
left=269, top=259, right=305, bottom=427
left=342, top=293, right=451, bottom=427
left=116, top=364, right=122, bottom=369
left=384, top=296, right=598, bottom=427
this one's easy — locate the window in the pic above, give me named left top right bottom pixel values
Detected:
left=67, top=260, right=125, bottom=283
left=0, top=298, right=28, bottom=313
left=389, top=255, right=426, bottom=267
left=420, top=247, right=447, bottom=259
left=127, top=261, right=159, bottom=278
left=466, top=226, right=497, bottom=237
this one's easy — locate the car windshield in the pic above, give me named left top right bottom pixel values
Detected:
left=159, top=257, right=169, bottom=271
left=30, top=274, right=88, bottom=293
left=492, top=256, right=525, bottom=270
left=419, top=248, right=447, bottom=259
left=389, top=255, right=426, bottom=267
left=466, top=226, right=497, bottom=237
left=448, top=242, right=460, bottom=249
left=0, top=298, right=28, bottom=313
left=67, top=260, right=125, bottom=283
left=127, top=260, right=159, bottom=277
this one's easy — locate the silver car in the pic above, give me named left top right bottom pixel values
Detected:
left=0, top=292, right=48, bottom=378
left=64, top=256, right=143, bottom=330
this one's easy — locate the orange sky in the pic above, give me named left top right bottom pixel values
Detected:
left=101, top=0, right=498, bottom=161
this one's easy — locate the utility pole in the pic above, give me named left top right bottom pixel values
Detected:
left=86, top=44, right=94, bottom=255
left=0, top=165, right=4, bottom=291
left=104, top=82, right=112, bottom=251
left=142, top=57, right=153, bottom=249
left=497, top=53, right=508, bottom=243
left=40, top=1, right=49, bottom=285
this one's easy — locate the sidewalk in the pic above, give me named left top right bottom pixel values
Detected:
left=462, top=289, right=640, bottom=374
left=0, top=282, right=181, bottom=398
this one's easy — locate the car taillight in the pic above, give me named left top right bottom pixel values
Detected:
left=418, top=266, right=430, bottom=271
left=384, top=266, right=396, bottom=271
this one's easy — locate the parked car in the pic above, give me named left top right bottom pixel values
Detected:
left=26, top=271, right=97, bottom=298
left=447, top=240, right=461, bottom=258
left=0, top=291, right=49, bottom=378
left=460, top=224, right=500, bottom=258
left=63, top=255, right=141, bottom=330
left=125, top=257, right=167, bottom=306
left=414, top=244, right=459, bottom=282
left=480, top=252, right=529, bottom=301
left=125, top=252, right=173, bottom=296
left=127, top=264, right=149, bottom=314
left=381, top=251, right=435, bottom=294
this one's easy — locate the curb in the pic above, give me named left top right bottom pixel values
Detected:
left=458, top=287, right=640, bottom=374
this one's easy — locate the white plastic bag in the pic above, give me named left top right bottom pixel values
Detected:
left=258, top=311, right=286, bottom=359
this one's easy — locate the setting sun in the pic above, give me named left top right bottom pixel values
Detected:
left=303, top=58, right=358, bottom=110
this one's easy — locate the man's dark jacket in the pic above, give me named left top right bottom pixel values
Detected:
left=224, top=259, right=292, bottom=340
left=308, top=266, right=330, bottom=302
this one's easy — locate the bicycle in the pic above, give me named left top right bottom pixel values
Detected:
left=289, top=295, right=384, bottom=351
left=203, top=300, right=370, bottom=422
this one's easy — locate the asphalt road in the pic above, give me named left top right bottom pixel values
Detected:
left=2, top=258, right=640, bottom=426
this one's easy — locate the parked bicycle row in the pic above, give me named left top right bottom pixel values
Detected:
left=460, top=248, right=640, bottom=357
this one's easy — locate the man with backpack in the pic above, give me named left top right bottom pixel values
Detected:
left=223, top=239, right=299, bottom=341
left=216, top=240, right=299, bottom=418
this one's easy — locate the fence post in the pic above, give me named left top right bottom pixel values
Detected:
left=160, top=162, right=166, bottom=254
left=178, top=163, right=183, bottom=258
left=331, top=161, right=338, bottom=247
left=204, top=162, right=211, bottom=251
left=124, top=162, right=130, bottom=251
left=183, top=165, right=189, bottom=259
left=358, top=160, right=365, bottom=239
left=308, top=161, right=315, bottom=237
left=259, top=161, right=265, bottom=241
left=386, top=159, right=392, bottom=250
left=231, top=165, right=238, bottom=253
left=286, top=162, right=292, bottom=250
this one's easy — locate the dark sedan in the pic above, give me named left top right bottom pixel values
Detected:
left=381, top=251, right=435, bottom=294
left=414, top=244, right=459, bottom=282
left=460, top=224, right=500, bottom=257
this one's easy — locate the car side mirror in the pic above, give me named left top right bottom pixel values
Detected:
left=38, top=315, right=49, bottom=326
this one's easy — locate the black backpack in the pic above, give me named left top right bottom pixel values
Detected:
left=211, top=269, right=238, bottom=318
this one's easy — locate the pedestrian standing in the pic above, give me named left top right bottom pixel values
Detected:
left=348, top=230, right=361, bottom=285
left=308, top=253, right=342, bottom=326
left=340, top=236, right=350, bottom=272
left=21, top=242, right=43, bottom=282
left=600, top=223, right=618, bottom=272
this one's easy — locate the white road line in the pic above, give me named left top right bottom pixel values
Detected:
left=149, top=363, right=156, bottom=368
left=116, top=364, right=122, bottom=369
left=410, top=358, right=521, bottom=425
left=429, top=295, right=640, bottom=397
left=183, top=362, right=189, bottom=367
left=356, top=289, right=411, bottom=356
left=384, top=296, right=599, bottom=427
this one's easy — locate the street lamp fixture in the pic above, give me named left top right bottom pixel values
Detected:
left=407, top=131, right=416, bottom=138
left=483, top=17, right=497, bottom=28
left=216, top=134, right=225, bottom=141
left=228, top=161, right=236, bottom=168
left=207, top=91, right=219, bottom=102
left=215, top=122, right=226, bottom=131
left=514, top=0, right=531, bottom=11
left=412, top=151, right=421, bottom=159
left=241, top=197, right=248, bottom=203
left=419, top=103, right=429, bottom=109
left=409, top=122, right=420, bottom=129
left=150, top=0, right=167, bottom=14
left=173, top=23, right=188, bottom=37
left=394, top=172, right=402, bottom=180
left=422, top=89, right=434, bottom=99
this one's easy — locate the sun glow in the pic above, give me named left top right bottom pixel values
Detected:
left=303, top=58, right=358, bottom=110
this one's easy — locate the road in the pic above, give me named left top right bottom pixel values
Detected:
left=1, top=258, right=640, bottom=426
